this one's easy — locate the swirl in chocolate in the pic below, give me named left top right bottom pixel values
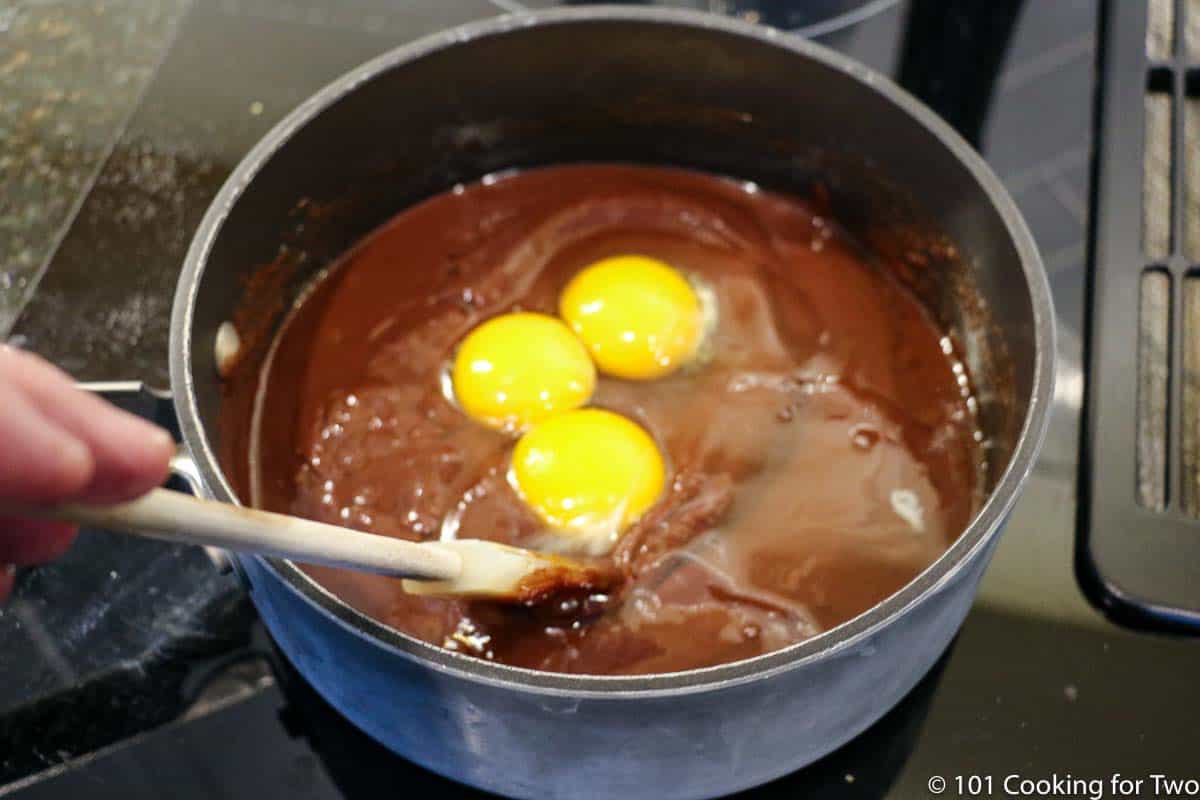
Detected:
left=227, top=165, right=983, bottom=675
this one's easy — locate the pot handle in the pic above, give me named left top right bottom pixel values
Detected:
left=78, top=380, right=234, bottom=574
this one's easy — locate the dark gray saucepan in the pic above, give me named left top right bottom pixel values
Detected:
left=165, top=8, right=1054, bottom=799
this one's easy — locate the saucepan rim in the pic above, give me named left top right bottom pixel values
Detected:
left=169, top=5, right=1056, bottom=698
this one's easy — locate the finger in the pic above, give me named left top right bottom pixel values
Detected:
left=0, top=380, right=95, bottom=505
left=0, top=517, right=77, bottom=565
left=0, top=346, right=174, bottom=503
left=0, top=565, right=13, bottom=604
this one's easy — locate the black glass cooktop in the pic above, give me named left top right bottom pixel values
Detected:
left=1, top=1, right=1198, bottom=798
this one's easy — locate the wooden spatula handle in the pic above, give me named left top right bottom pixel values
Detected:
left=44, top=488, right=462, bottom=581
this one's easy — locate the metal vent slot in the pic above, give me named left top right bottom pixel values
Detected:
left=1083, top=0, right=1200, bottom=631
left=1189, top=0, right=1200, bottom=60
left=1138, top=269, right=1173, bottom=511
left=1144, top=73, right=1175, bottom=261
left=1150, top=0, right=1176, bottom=60
left=1186, top=75, right=1200, bottom=259
left=1183, top=274, right=1200, bottom=515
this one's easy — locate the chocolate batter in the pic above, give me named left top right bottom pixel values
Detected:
left=224, top=164, right=983, bottom=675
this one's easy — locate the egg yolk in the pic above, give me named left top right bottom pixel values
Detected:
left=510, top=408, right=665, bottom=554
left=451, top=312, right=595, bottom=431
left=559, top=254, right=706, bottom=380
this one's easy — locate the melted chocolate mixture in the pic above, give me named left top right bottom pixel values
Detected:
left=225, top=165, right=983, bottom=675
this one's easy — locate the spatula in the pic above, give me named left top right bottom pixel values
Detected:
left=28, top=488, right=615, bottom=603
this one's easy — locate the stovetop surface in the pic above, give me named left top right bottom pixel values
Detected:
left=2, top=1, right=1198, bottom=797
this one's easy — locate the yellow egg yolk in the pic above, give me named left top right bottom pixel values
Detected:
left=510, top=408, right=666, bottom=554
left=451, top=312, right=595, bottom=431
left=559, top=254, right=708, bottom=380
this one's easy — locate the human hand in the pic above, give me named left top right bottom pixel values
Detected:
left=0, top=345, right=175, bottom=602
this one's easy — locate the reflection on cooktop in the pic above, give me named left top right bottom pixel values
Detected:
left=550, top=0, right=899, bottom=37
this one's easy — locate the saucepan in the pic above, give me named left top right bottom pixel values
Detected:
left=160, top=8, right=1053, bottom=799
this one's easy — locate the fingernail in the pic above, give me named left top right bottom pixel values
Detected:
left=58, top=435, right=94, bottom=489
left=148, top=426, right=175, bottom=453
left=108, top=409, right=174, bottom=453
